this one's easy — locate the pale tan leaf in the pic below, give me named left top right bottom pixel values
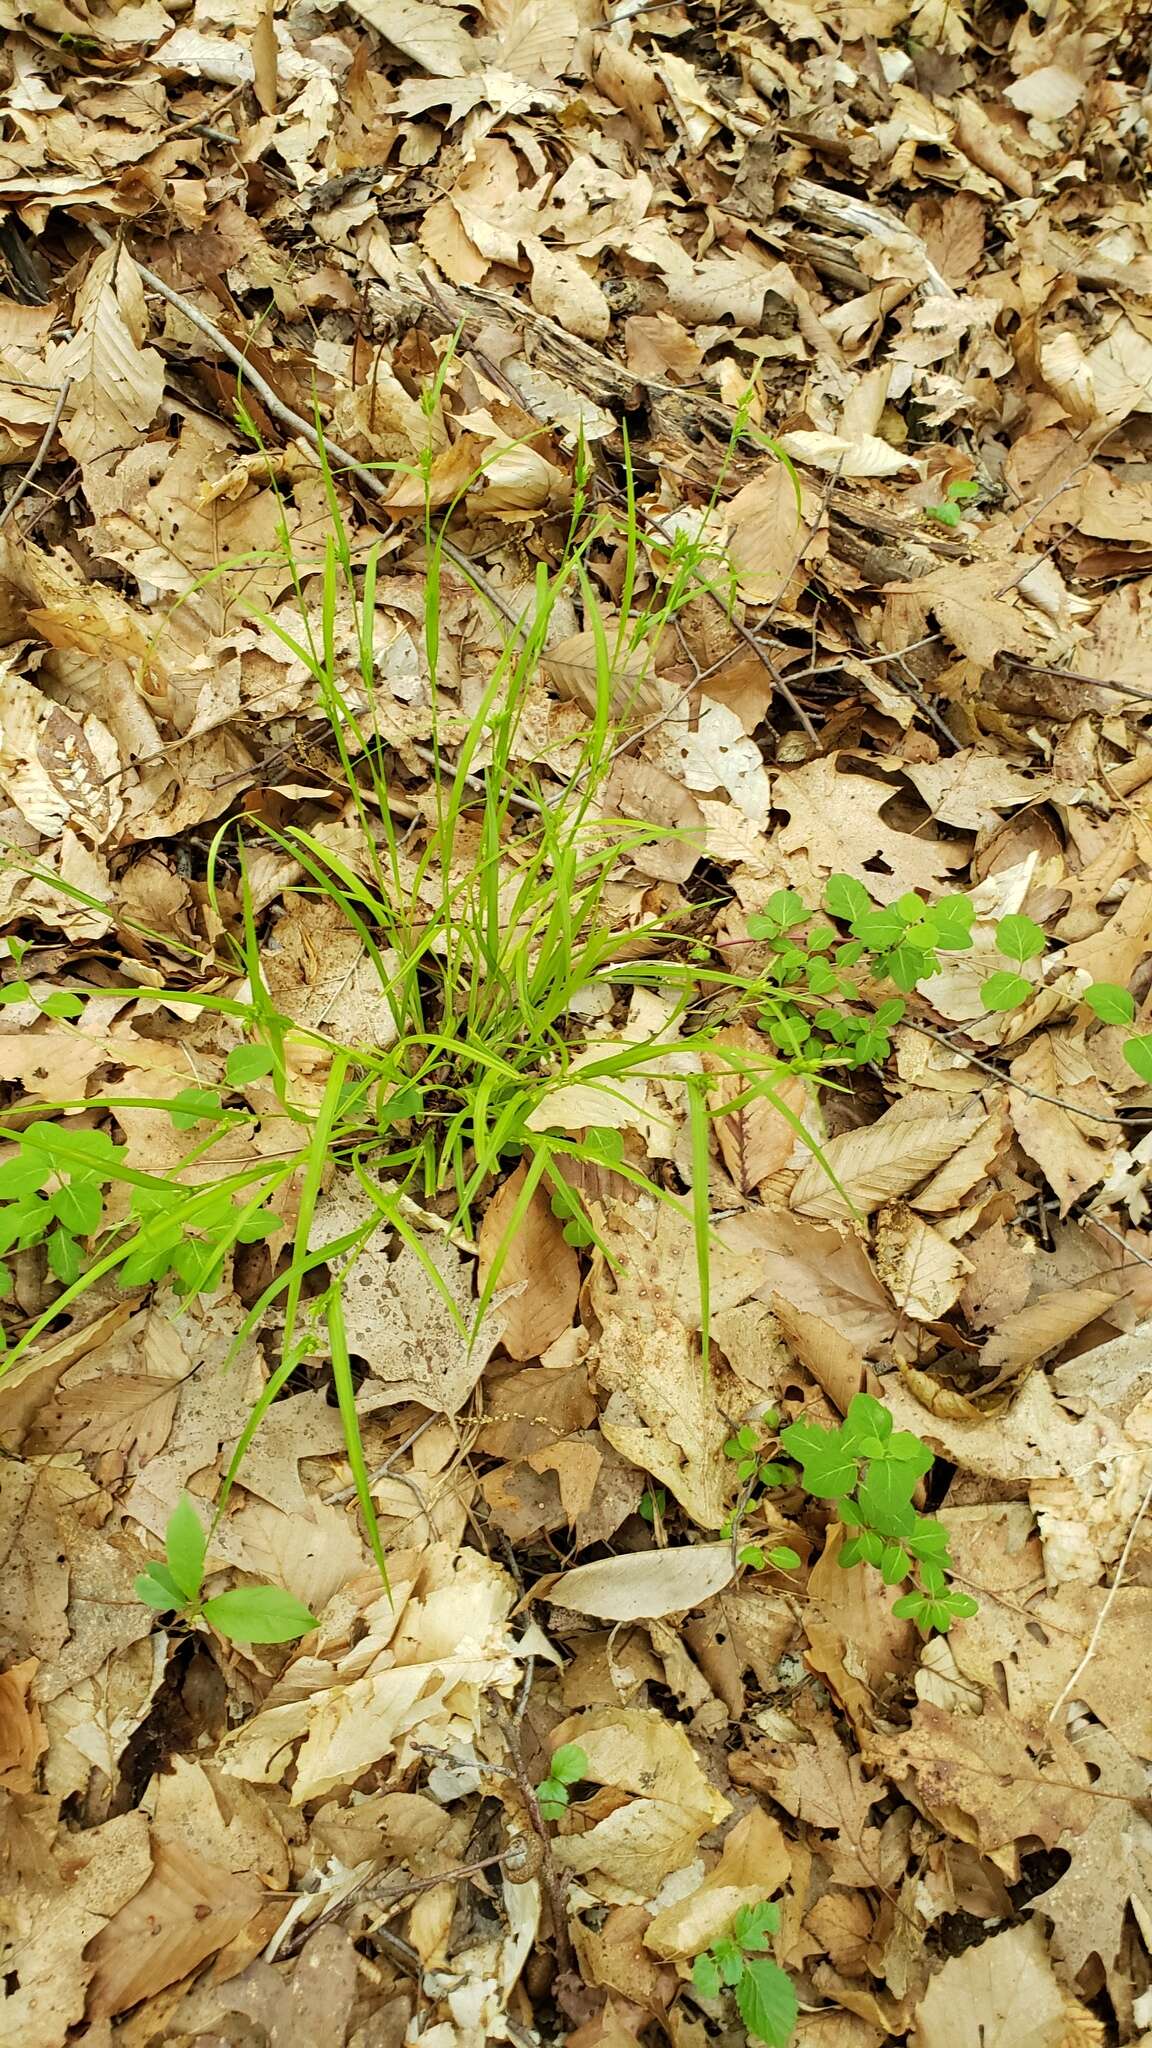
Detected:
left=477, top=1160, right=580, bottom=1361
left=894, top=563, right=1041, bottom=666
left=644, top=1809, right=790, bottom=1959
left=547, top=1545, right=736, bottom=1622
left=776, top=429, right=914, bottom=477
left=527, top=239, right=611, bottom=341
left=86, top=1836, right=263, bottom=2017
left=50, top=247, right=165, bottom=464
left=872, top=1203, right=970, bottom=1322
left=0, top=1812, right=152, bottom=2048
left=251, top=0, right=278, bottom=111
left=911, top=1919, right=1085, bottom=2048
left=218, top=1546, right=524, bottom=1801
left=724, top=465, right=815, bottom=603
left=343, top=0, right=475, bottom=74
left=790, top=1111, right=971, bottom=1223
left=548, top=1705, right=730, bottom=1900
left=656, top=697, right=772, bottom=828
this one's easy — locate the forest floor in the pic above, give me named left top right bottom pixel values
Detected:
left=1, top=0, right=1152, bottom=2044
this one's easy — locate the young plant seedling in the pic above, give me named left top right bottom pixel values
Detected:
left=135, top=1493, right=317, bottom=1645
left=692, top=1899, right=797, bottom=2048
left=536, top=1742, right=588, bottom=1821
left=722, top=1409, right=803, bottom=1572
left=780, top=1392, right=977, bottom=1633
left=925, top=476, right=982, bottom=528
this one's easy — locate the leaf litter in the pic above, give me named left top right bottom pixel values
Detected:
left=2, top=0, right=1152, bottom=2044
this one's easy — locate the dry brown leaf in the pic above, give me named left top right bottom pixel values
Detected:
left=0, top=1658, right=46, bottom=1791
left=546, top=1545, right=736, bottom=1622
left=528, top=239, right=611, bottom=341
left=49, top=247, right=165, bottom=464
left=721, top=1209, right=898, bottom=1350
left=545, top=629, right=661, bottom=718
left=1033, top=1725, right=1152, bottom=1998
left=86, top=1834, right=263, bottom=2018
left=313, top=1183, right=500, bottom=1413
left=0, top=1812, right=152, bottom=2048
left=477, top=1160, right=580, bottom=1361
left=977, top=1282, right=1121, bottom=1382
left=218, top=1544, right=525, bottom=1802
left=601, top=756, right=707, bottom=884
left=702, top=1033, right=808, bottom=1196
left=790, top=1107, right=973, bottom=1223
left=774, top=755, right=966, bottom=907
left=894, top=562, right=1042, bottom=667
left=724, top=465, right=817, bottom=602
left=1008, top=1033, right=1118, bottom=1212
left=910, top=1919, right=1091, bottom=2048
left=770, top=1294, right=865, bottom=1414
left=873, top=1203, right=969, bottom=1322
left=589, top=1203, right=760, bottom=1528
left=871, top=1697, right=1094, bottom=1854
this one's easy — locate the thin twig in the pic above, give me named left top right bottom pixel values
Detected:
left=0, top=378, right=71, bottom=531
left=1047, top=1465, right=1152, bottom=1728
left=324, top=1409, right=441, bottom=1505
left=1080, top=1210, right=1152, bottom=1275
left=907, top=1021, right=1147, bottom=1128
left=86, top=224, right=521, bottom=630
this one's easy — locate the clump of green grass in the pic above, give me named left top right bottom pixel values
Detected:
left=0, top=402, right=1041, bottom=1627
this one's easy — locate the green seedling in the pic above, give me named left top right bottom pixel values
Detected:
left=536, top=1741, right=588, bottom=1821
left=135, top=1493, right=316, bottom=1645
left=639, top=1485, right=668, bottom=1525
left=1081, top=980, right=1152, bottom=1081
left=780, top=1392, right=977, bottom=1633
left=692, top=1899, right=797, bottom=2048
left=721, top=1409, right=803, bottom=1572
left=925, top=476, right=982, bottom=528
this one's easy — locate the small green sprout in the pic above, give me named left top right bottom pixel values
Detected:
left=536, top=1742, right=588, bottom=1821
left=135, top=1493, right=316, bottom=1646
left=925, top=476, right=982, bottom=528
left=692, top=1899, right=797, bottom=2047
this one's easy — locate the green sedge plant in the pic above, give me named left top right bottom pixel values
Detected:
left=0, top=411, right=830, bottom=1582
left=0, top=398, right=1145, bottom=1615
